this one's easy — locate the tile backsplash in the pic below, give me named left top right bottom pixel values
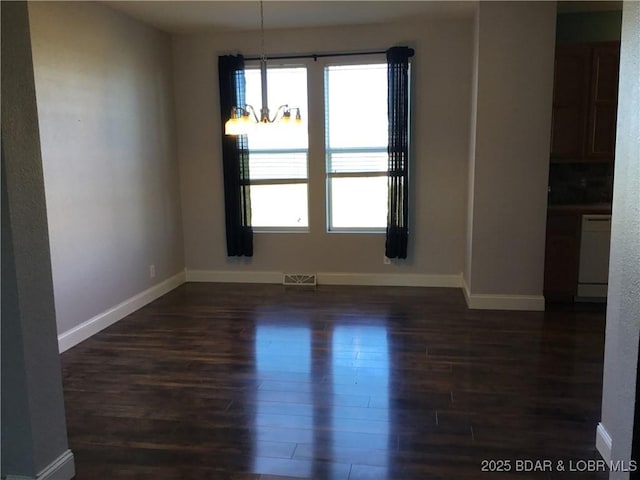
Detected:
left=548, top=162, right=614, bottom=205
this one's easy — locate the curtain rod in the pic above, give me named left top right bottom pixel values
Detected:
left=244, top=49, right=414, bottom=62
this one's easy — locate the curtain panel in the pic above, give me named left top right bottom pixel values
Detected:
left=218, top=55, right=253, bottom=257
left=385, top=46, right=414, bottom=259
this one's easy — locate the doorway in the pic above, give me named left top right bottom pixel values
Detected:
left=543, top=3, right=623, bottom=306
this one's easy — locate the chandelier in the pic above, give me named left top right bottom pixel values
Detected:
left=224, top=1, right=302, bottom=136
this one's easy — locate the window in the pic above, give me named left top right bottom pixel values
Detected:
left=245, top=66, right=308, bottom=229
left=325, top=63, right=388, bottom=231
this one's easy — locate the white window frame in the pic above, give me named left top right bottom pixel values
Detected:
left=244, top=62, right=310, bottom=233
left=324, top=59, right=389, bottom=234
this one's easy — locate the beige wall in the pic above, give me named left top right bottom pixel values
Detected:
left=28, top=1, right=184, bottom=335
left=465, top=1, right=556, bottom=297
left=173, top=18, right=473, bottom=277
left=600, top=2, right=640, bottom=477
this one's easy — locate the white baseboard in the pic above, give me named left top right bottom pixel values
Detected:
left=317, top=272, right=462, bottom=288
left=188, top=269, right=548, bottom=311
left=6, top=449, right=75, bottom=480
left=186, top=269, right=462, bottom=288
left=462, top=276, right=545, bottom=311
left=596, top=422, right=612, bottom=463
left=37, top=449, right=74, bottom=480
left=57, top=271, right=186, bottom=353
left=186, top=269, right=282, bottom=284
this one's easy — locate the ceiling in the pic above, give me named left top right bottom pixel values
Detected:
left=104, top=1, right=477, bottom=34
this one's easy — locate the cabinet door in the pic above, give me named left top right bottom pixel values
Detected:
left=544, top=212, right=581, bottom=299
left=586, top=43, right=620, bottom=161
left=550, top=45, right=590, bottom=161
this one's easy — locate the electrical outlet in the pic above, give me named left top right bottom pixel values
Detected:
left=383, top=256, right=391, bottom=265
left=149, top=264, right=156, bottom=278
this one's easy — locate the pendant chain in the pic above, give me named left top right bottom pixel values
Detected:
left=260, top=0, right=265, bottom=62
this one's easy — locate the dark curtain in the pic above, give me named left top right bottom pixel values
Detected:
left=218, top=55, right=253, bottom=256
left=385, top=46, right=414, bottom=259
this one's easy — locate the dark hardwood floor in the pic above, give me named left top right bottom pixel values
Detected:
left=60, top=283, right=608, bottom=479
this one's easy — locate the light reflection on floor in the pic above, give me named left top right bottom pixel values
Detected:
left=332, top=323, right=389, bottom=478
left=254, top=321, right=314, bottom=477
left=252, top=315, right=390, bottom=478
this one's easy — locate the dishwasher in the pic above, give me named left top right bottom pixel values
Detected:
left=577, top=214, right=612, bottom=299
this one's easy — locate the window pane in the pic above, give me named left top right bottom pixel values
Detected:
left=250, top=152, right=307, bottom=180
left=245, top=67, right=308, bottom=151
left=250, top=183, right=308, bottom=228
left=330, top=177, right=387, bottom=229
left=325, top=63, right=389, bottom=231
left=244, top=66, right=309, bottom=230
left=326, top=64, right=388, bottom=149
left=328, top=151, right=387, bottom=174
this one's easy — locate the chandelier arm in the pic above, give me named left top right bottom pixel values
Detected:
left=269, top=105, right=290, bottom=123
left=244, top=104, right=260, bottom=123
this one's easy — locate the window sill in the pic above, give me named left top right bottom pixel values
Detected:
left=253, top=227, right=309, bottom=234
left=327, top=229, right=385, bottom=235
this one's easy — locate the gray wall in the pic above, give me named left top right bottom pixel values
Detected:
left=1, top=2, right=72, bottom=477
left=28, top=1, right=185, bottom=336
left=465, top=1, right=556, bottom=297
left=600, top=2, right=640, bottom=479
left=173, top=18, right=472, bottom=277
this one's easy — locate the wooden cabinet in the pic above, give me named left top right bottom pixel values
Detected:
left=587, top=44, right=620, bottom=160
left=550, top=44, right=591, bottom=160
left=544, top=211, right=581, bottom=300
left=550, top=42, right=620, bottom=163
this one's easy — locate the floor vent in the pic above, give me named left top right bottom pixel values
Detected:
left=283, top=273, right=317, bottom=286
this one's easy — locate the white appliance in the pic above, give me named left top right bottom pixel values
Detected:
left=577, top=214, right=612, bottom=299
